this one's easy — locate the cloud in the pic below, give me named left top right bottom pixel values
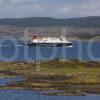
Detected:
left=76, top=0, right=100, bottom=17
left=0, top=0, right=100, bottom=18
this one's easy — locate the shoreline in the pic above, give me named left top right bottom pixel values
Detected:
left=0, top=59, right=100, bottom=96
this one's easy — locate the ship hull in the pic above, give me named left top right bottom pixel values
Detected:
left=27, top=42, right=73, bottom=47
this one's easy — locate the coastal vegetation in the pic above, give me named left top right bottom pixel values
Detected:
left=0, top=59, right=100, bottom=95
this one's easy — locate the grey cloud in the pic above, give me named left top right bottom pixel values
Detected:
left=0, top=0, right=100, bottom=18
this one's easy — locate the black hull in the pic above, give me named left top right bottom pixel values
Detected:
left=27, top=43, right=73, bottom=47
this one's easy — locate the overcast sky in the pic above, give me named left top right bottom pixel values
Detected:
left=0, top=0, right=100, bottom=19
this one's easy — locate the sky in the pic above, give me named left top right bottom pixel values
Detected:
left=0, top=0, right=100, bottom=18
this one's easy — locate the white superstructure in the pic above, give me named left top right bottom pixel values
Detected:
left=27, top=35, right=72, bottom=47
left=32, top=36, right=71, bottom=43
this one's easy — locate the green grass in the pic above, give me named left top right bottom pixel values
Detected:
left=0, top=59, right=100, bottom=83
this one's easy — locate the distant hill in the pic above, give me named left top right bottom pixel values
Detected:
left=0, top=16, right=100, bottom=27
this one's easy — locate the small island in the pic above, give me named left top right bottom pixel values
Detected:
left=0, top=59, right=100, bottom=96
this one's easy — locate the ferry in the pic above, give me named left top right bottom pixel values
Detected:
left=26, top=35, right=73, bottom=47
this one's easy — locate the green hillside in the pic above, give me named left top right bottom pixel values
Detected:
left=0, top=16, right=100, bottom=27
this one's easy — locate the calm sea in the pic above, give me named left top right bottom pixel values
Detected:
left=0, top=37, right=100, bottom=62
